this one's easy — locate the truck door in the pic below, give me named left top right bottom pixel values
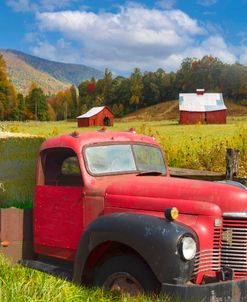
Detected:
left=34, top=147, right=84, bottom=260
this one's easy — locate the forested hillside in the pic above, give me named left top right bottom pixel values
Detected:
left=1, top=53, right=247, bottom=122
left=77, top=56, right=247, bottom=118
left=1, top=51, right=71, bottom=95
left=2, top=49, right=103, bottom=86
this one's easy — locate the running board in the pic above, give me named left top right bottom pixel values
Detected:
left=20, top=259, right=73, bottom=280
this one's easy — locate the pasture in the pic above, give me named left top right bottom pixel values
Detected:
left=1, top=115, right=247, bottom=176
left=0, top=254, right=175, bottom=302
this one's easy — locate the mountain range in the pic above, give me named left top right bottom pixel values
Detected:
left=0, top=49, right=104, bottom=95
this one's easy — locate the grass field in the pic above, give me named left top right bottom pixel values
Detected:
left=0, top=255, right=176, bottom=302
left=1, top=115, right=247, bottom=176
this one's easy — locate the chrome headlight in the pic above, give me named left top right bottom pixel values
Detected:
left=180, top=236, right=197, bottom=261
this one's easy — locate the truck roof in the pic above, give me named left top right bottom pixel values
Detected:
left=39, top=129, right=159, bottom=154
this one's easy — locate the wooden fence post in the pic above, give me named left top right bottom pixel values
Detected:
left=226, top=148, right=240, bottom=180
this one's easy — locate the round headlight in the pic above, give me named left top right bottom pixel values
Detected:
left=180, top=236, right=196, bottom=260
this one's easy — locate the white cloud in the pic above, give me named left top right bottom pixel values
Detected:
left=235, top=45, right=247, bottom=65
left=185, top=36, right=236, bottom=64
left=24, top=31, right=39, bottom=42
left=156, top=0, right=176, bottom=10
left=27, top=3, right=237, bottom=73
left=197, top=0, right=218, bottom=7
left=35, top=5, right=208, bottom=72
left=6, top=0, right=78, bottom=12
left=31, top=39, right=82, bottom=63
left=240, top=53, right=247, bottom=65
left=6, top=0, right=32, bottom=12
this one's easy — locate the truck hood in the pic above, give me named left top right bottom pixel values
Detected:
left=105, top=176, right=247, bottom=216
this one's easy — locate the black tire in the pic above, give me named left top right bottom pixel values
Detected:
left=93, top=255, right=160, bottom=295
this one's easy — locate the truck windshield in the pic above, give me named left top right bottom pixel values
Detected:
left=85, top=144, right=166, bottom=175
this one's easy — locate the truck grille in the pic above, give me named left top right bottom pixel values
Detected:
left=193, top=227, right=221, bottom=275
left=194, top=217, right=247, bottom=278
left=221, top=217, right=247, bottom=278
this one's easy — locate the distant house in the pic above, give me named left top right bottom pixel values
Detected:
left=179, top=89, right=227, bottom=124
left=77, top=106, right=114, bottom=127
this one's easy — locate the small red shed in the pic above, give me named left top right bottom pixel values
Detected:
left=77, top=106, right=114, bottom=127
left=179, top=89, right=227, bottom=124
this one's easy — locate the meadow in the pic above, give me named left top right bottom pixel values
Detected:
left=1, top=115, right=247, bottom=176
left=0, top=254, right=178, bottom=302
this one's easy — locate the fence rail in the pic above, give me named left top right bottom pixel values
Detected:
left=169, top=148, right=246, bottom=185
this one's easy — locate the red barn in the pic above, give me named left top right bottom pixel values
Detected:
left=179, top=89, right=227, bottom=124
left=77, top=106, right=114, bottom=127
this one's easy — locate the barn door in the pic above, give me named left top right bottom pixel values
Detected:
left=103, top=116, right=110, bottom=126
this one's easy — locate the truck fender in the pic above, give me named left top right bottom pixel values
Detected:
left=73, top=213, right=197, bottom=285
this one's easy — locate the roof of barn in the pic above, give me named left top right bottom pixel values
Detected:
left=77, top=106, right=112, bottom=119
left=179, top=93, right=227, bottom=112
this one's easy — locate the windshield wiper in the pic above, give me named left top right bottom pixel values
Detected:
left=137, top=171, right=164, bottom=176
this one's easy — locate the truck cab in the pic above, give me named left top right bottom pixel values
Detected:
left=34, top=129, right=247, bottom=301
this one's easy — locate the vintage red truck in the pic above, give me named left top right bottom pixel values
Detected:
left=19, top=128, right=247, bottom=301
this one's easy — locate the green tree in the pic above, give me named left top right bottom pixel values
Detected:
left=102, top=68, right=113, bottom=105
left=221, top=63, right=247, bottom=100
left=111, top=76, right=130, bottom=114
left=175, top=57, right=194, bottom=92
left=16, top=93, right=25, bottom=121
left=112, top=103, right=124, bottom=117
left=26, top=85, right=49, bottom=121
left=142, top=71, right=160, bottom=106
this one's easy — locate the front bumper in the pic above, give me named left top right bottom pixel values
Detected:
left=161, top=278, right=247, bottom=302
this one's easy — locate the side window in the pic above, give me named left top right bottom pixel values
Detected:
left=42, top=148, right=83, bottom=187
left=61, top=157, right=82, bottom=176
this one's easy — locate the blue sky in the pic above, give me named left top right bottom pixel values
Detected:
left=1, top=0, right=247, bottom=74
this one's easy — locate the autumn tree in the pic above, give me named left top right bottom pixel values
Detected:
left=0, top=54, right=17, bottom=119
left=129, top=68, right=143, bottom=110
left=78, top=79, right=96, bottom=113
left=51, top=89, right=74, bottom=120
left=69, top=85, right=78, bottom=117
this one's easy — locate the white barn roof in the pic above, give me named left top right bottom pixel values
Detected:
left=77, top=106, right=105, bottom=119
left=179, top=93, right=226, bottom=112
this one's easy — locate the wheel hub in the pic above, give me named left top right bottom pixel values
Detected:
left=104, top=272, right=143, bottom=295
